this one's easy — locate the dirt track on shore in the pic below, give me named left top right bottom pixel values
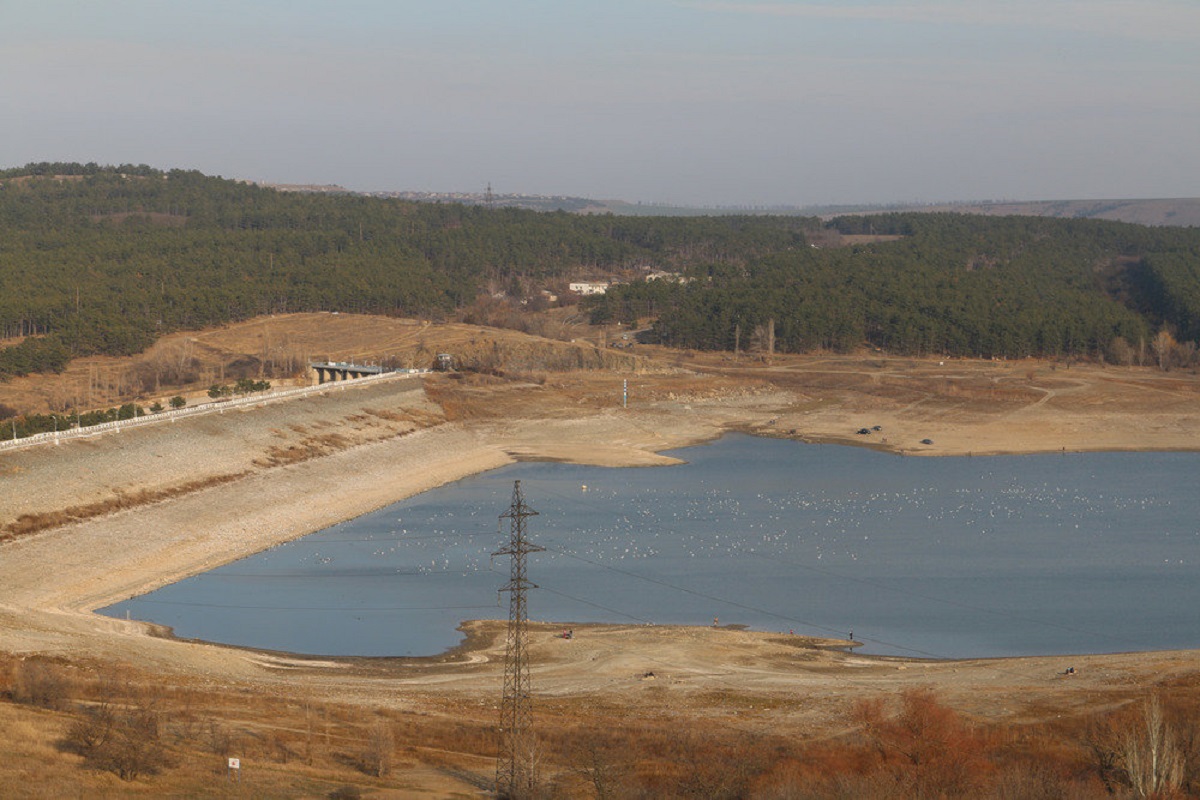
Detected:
left=3, top=340, right=1200, bottom=736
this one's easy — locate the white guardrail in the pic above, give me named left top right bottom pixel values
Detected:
left=0, top=369, right=430, bottom=454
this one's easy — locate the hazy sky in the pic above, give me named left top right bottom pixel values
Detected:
left=3, top=1, right=1198, bottom=206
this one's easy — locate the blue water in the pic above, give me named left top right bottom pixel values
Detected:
left=101, top=434, right=1200, bottom=659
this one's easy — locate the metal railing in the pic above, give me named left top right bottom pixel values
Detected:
left=0, top=369, right=429, bottom=454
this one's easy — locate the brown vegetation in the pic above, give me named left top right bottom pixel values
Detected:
left=0, top=472, right=249, bottom=541
left=6, top=651, right=1200, bottom=797
left=0, top=312, right=648, bottom=417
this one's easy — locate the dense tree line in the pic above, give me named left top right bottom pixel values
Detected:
left=1136, top=251, right=1200, bottom=343
left=592, top=213, right=1200, bottom=360
left=0, top=164, right=810, bottom=376
left=2, top=164, right=1199, bottom=375
left=0, top=335, right=71, bottom=377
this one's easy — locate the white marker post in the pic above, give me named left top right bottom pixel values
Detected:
left=228, top=756, right=241, bottom=782
left=623, top=379, right=628, bottom=408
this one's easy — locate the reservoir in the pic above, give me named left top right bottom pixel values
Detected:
left=101, top=434, right=1200, bottom=659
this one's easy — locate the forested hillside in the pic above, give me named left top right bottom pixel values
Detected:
left=2, top=163, right=1199, bottom=379
left=591, top=213, right=1200, bottom=362
left=0, top=163, right=808, bottom=378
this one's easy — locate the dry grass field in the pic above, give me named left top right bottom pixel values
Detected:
left=0, top=311, right=635, bottom=416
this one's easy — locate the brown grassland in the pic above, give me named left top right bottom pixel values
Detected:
left=3, top=312, right=1200, bottom=798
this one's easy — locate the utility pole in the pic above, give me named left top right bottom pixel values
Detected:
left=493, top=480, right=543, bottom=799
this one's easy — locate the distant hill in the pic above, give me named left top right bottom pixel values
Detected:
left=587, top=199, right=810, bottom=217
left=358, top=189, right=599, bottom=213
left=259, top=182, right=599, bottom=213
left=261, top=181, right=1200, bottom=231
left=588, top=197, right=1200, bottom=226
left=271, top=184, right=1200, bottom=227
left=822, top=199, right=1200, bottom=228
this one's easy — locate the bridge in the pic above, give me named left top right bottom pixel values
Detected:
left=310, top=361, right=389, bottom=384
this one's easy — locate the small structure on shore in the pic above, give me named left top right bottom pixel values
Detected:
left=309, top=361, right=387, bottom=384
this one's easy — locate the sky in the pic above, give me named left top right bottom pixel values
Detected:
left=2, top=0, right=1198, bottom=207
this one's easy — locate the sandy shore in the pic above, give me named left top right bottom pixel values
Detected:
left=2, top=358, right=1200, bottom=727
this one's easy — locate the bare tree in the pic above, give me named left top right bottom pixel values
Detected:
left=1085, top=712, right=1125, bottom=793
left=751, top=318, right=776, bottom=363
left=1119, top=696, right=1185, bottom=798
left=1108, top=336, right=1135, bottom=367
left=64, top=676, right=169, bottom=781
left=11, top=659, right=72, bottom=710
left=1153, top=330, right=1176, bottom=371
left=1177, top=340, right=1197, bottom=369
left=364, top=719, right=395, bottom=778
left=572, top=739, right=628, bottom=800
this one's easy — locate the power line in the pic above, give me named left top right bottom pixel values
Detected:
left=201, top=569, right=466, bottom=579
left=732, top=546, right=1161, bottom=652
left=126, top=597, right=495, bottom=613
left=120, top=464, right=1174, bottom=687
left=233, top=520, right=1159, bottom=666
left=299, top=529, right=500, bottom=543
left=542, top=544, right=955, bottom=660
left=539, top=584, right=654, bottom=625
left=540, top=541, right=838, bottom=634
left=217, top=510, right=1157, bottom=659
left=527, top=480, right=1166, bottom=655
left=494, top=480, right=543, bottom=799
left=532, top=563, right=1072, bottom=712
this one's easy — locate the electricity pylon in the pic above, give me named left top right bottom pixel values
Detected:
left=494, top=480, right=543, bottom=799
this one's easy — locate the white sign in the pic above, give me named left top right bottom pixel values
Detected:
left=228, top=757, right=241, bottom=770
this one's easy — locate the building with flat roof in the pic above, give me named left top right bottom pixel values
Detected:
left=568, top=281, right=610, bottom=296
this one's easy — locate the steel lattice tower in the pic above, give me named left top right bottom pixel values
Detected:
left=494, top=480, right=544, bottom=799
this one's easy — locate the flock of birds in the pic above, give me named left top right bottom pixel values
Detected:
left=124, top=443, right=1197, bottom=657
left=269, top=477, right=1189, bottom=583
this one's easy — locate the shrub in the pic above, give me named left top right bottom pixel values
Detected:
left=853, top=688, right=993, bottom=798
left=61, top=675, right=169, bottom=781
left=364, top=719, right=395, bottom=777
left=234, top=377, right=271, bottom=395
left=10, top=659, right=72, bottom=710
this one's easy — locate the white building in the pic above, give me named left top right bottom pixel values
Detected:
left=569, top=281, right=610, bottom=296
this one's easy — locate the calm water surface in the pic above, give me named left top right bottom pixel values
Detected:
left=102, top=435, right=1200, bottom=658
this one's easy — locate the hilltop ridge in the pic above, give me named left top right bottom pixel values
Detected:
left=259, top=178, right=1200, bottom=226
